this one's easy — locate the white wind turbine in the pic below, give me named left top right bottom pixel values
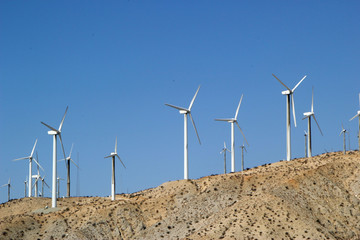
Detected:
left=340, top=124, right=348, bottom=155
left=304, top=131, right=308, bottom=158
left=302, top=88, right=323, bottom=157
left=57, top=177, right=64, bottom=198
left=1, top=178, right=11, bottom=201
left=215, top=94, right=248, bottom=173
left=165, top=86, right=201, bottom=180
left=105, top=137, right=126, bottom=201
left=13, top=139, right=44, bottom=197
left=59, top=143, right=79, bottom=197
left=273, top=74, right=307, bottom=161
left=32, top=152, right=41, bottom=197
left=40, top=175, right=50, bottom=197
left=41, top=106, right=68, bottom=208
left=239, top=144, right=247, bottom=171
left=350, top=93, right=360, bottom=150
left=220, top=142, right=230, bottom=174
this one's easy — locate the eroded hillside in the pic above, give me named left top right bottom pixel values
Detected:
left=1, top=151, right=360, bottom=239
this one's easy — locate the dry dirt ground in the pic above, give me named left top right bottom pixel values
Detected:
left=1, top=151, right=360, bottom=239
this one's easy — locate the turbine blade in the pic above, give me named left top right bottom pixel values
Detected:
left=41, top=122, right=58, bottom=132
left=234, top=94, right=244, bottom=120
left=104, top=155, right=113, bottom=158
left=189, top=113, right=201, bottom=145
left=214, top=118, right=233, bottom=122
left=30, top=139, right=38, bottom=157
left=8, top=178, right=11, bottom=185
left=58, top=134, right=67, bottom=166
left=272, top=74, right=291, bottom=91
left=313, top=115, right=323, bottom=136
left=359, top=93, right=360, bottom=107
left=235, top=121, right=249, bottom=146
left=165, top=103, right=188, bottom=112
left=292, top=75, right=307, bottom=92
left=59, top=106, right=69, bottom=132
left=224, top=141, right=226, bottom=148
left=13, top=157, right=29, bottom=161
left=69, top=143, right=74, bottom=158
left=115, top=137, right=117, bottom=154
left=116, top=154, right=126, bottom=169
left=70, top=158, right=79, bottom=168
left=350, top=113, right=360, bottom=121
left=44, top=181, right=50, bottom=188
left=33, top=158, right=45, bottom=172
left=58, top=158, right=66, bottom=162
left=0, top=184, right=7, bottom=188
left=311, top=87, right=314, bottom=112
left=302, top=116, right=309, bottom=120
left=188, top=85, right=201, bottom=110
left=292, top=94, right=297, bottom=127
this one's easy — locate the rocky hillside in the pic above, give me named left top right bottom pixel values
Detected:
left=1, top=151, right=360, bottom=239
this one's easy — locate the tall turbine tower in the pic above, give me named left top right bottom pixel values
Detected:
left=1, top=178, right=11, bottom=201
left=350, top=93, right=360, bottom=150
left=340, top=124, right=348, bottom=155
left=41, top=106, right=68, bottom=208
left=24, top=179, right=27, bottom=197
left=239, top=144, right=247, bottom=171
left=302, top=88, right=323, bottom=157
left=40, top=176, right=50, bottom=197
left=105, top=137, right=126, bottom=201
left=57, top=177, right=64, bottom=198
left=60, top=143, right=79, bottom=197
left=304, top=131, right=308, bottom=158
left=215, top=95, right=248, bottom=173
left=165, top=86, right=201, bottom=180
left=32, top=152, right=41, bottom=197
left=13, top=139, right=43, bottom=197
left=220, top=142, right=230, bottom=174
left=273, top=74, right=306, bottom=161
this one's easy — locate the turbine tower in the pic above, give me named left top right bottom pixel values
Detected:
left=32, top=152, right=41, bottom=197
left=13, top=139, right=43, bottom=197
left=165, top=86, right=201, bottom=180
left=59, top=143, right=79, bottom=197
left=41, top=106, right=68, bottom=208
left=302, top=88, right=323, bottom=157
left=220, top=142, right=230, bottom=174
left=273, top=74, right=306, bottom=161
left=24, top=179, right=27, bottom=197
left=40, top=175, right=50, bottom=197
left=105, top=137, right=126, bottom=201
left=1, top=178, right=11, bottom=201
left=215, top=95, right=248, bottom=173
left=350, top=93, right=360, bottom=150
left=57, top=177, right=64, bottom=198
left=340, top=124, right=348, bottom=155
left=304, top=131, right=308, bottom=158
left=239, top=144, right=247, bottom=171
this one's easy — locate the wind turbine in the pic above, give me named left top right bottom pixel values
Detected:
left=239, top=144, right=247, bottom=171
left=41, top=106, right=68, bottom=208
left=273, top=74, right=306, bottom=161
left=220, top=142, right=230, bottom=174
left=40, top=175, right=50, bottom=197
left=302, top=88, right=323, bottom=157
left=165, top=86, right=201, bottom=180
left=105, top=137, right=126, bottom=201
left=24, top=179, right=27, bottom=197
left=13, top=139, right=43, bottom=197
left=215, top=94, right=248, bottom=173
left=304, top=131, right=308, bottom=158
left=59, top=143, right=79, bottom=197
left=1, top=178, right=11, bottom=201
left=57, top=177, right=64, bottom=198
left=340, top=124, right=348, bottom=155
left=350, top=93, right=360, bottom=150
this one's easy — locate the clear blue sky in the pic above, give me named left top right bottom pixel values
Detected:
left=1, top=1, right=359, bottom=203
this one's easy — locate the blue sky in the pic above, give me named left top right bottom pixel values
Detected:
left=0, top=1, right=359, bottom=203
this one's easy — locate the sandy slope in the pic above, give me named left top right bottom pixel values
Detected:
left=1, top=151, right=360, bottom=240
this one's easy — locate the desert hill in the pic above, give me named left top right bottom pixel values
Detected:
left=1, top=151, right=360, bottom=239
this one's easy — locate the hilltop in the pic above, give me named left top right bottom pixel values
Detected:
left=1, top=151, right=360, bottom=239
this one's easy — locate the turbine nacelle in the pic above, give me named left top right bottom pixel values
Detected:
left=281, top=90, right=291, bottom=95
left=179, top=110, right=189, bottom=114
left=303, top=112, right=314, bottom=118
left=48, top=130, right=58, bottom=135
